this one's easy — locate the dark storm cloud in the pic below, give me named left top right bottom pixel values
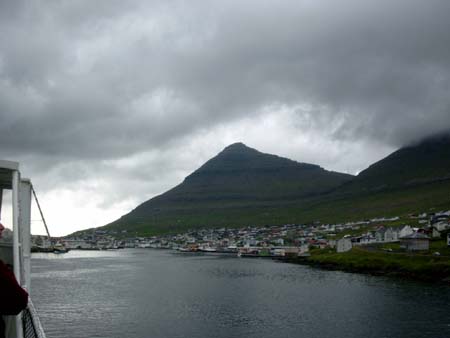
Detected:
left=2, top=0, right=450, bottom=234
left=1, top=0, right=450, bottom=165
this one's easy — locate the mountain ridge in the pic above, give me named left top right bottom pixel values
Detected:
left=74, top=133, right=450, bottom=236
left=336, top=132, right=450, bottom=195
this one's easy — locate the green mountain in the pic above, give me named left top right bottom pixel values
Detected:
left=84, top=134, right=450, bottom=236
left=301, top=133, right=450, bottom=222
left=337, top=133, right=450, bottom=195
left=101, top=143, right=353, bottom=235
left=157, top=142, right=352, bottom=203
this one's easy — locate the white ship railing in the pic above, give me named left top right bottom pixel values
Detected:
left=22, top=300, right=46, bottom=338
left=0, top=160, right=47, bottom=338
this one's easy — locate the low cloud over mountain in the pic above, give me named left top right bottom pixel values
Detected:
left=0, top=0, right=449, bottom=235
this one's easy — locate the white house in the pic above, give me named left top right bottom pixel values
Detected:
left=433, top=221, right=450, bottom=232
left=384, top=228, right=399, bottom=242
left=431, top=213, right=450, bottom=231
left=336, top=238, right=352, bottom=253
left=431, top=227, right=441, bottom=238
left=375, top=228, right=386, bottom=242
left=399, top=225, right=414, bottom=238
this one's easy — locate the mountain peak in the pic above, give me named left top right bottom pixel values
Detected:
left=226, top=142, right=247, bottom=148
left=222, top=142, right=255, bottom=153
left=187, top=142, right=347, bottom=179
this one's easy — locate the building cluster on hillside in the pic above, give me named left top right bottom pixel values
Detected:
left=31, top=210, right=450, bottom=257
left=336, top=211, right=450, bottom=252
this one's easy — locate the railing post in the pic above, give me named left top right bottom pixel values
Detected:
left=20, top=179, right=32, bottom=291
left=12, top=170, right=24, bottom=338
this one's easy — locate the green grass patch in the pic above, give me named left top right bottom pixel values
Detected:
left=306, top=246, right=450, bottom=282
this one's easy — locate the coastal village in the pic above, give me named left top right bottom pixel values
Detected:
left=31, top=210, right=450, bottom=258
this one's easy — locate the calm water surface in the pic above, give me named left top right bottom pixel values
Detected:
left=31, top=249, right=450, bottom=338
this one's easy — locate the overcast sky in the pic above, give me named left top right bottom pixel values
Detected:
left=1, top=0, right=449, bottom=236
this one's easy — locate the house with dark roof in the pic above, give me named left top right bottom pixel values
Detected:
left=400, top=232, right=430, bottom=251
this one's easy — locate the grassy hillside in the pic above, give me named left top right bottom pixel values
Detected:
left=98, top=178, right=450, bottom=236
left=336, top=133, right=450, bottom=195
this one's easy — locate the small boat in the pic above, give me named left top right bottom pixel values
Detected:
left=215, top=246, right=239, bottom=254
left=53, top=249, right=67, bottom=254
left=53, top=243, right=68, bottom=254
left=199, top=245, right=217, bottom=253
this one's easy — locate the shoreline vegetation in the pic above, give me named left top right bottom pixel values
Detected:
left=285, top=244, right=450, bottom=283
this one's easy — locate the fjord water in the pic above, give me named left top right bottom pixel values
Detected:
left=31, top=250, right=450, bottom=338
